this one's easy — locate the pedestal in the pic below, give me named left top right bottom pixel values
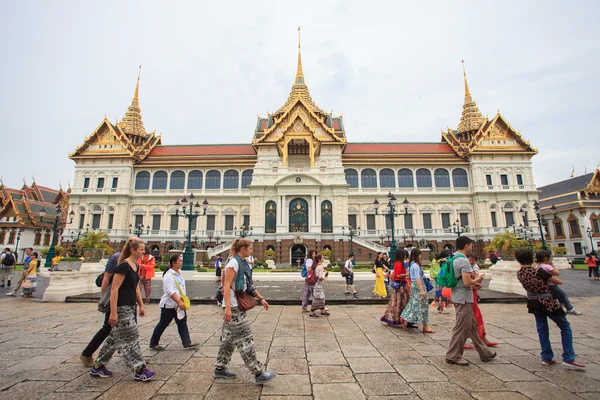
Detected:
left=41, top=261, right=105, bottom=302
left=487, top=260, right=526, bottom=296
left=265, top=260, right=276, bottom=269
left=552, top=257, right=571, bottom=270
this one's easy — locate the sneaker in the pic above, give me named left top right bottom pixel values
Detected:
left=134, top=368, right=156, bottom=382
left=80, top=355, right=95, bottom=368
left=90, top=365, right=113, bottom=378
left=562, top=360, right=585, bottom=370
left=213, top=368, right=237, bottom=379
left=255, top=370, right=276, bottom=384
left=6, top=292, right=15, bottom=296
left=567, top=309, right=583, bottom=316
left=541, top=358, right=556, bottom=366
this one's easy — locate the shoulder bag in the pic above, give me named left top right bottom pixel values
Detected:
left=98, top=283, right=112, bottom=313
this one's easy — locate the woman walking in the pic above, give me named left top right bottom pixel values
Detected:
left=216, top=255, right=223, bottom=282
left=301, top=250, right=317, bottom=312
left=149, top=255, right=199, bottom=351
left=401, top=248, right=435, bottom=333
left=373, top=252, right=389, bottom=298
left=380, top=248, right=410, bottom=326
left=138, top=248, right=155, bottom=304
left=309, top=254, right=330, bottom=318
left=90, top=237, right=155, bottom=382
left=21, top=251, right=39, bottom=298
left=214, top=238, right=275, bottom=384
left=585, top=253, right=599, bottom=280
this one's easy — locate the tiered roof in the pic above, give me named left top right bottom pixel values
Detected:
left=538, top=169, right=600, bottom=214
left=0, top=180, right=70, bottom=230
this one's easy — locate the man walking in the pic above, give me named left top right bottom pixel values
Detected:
left=1, top=248, right=16, bottom=288
left=80, top=251, right=120, bottom=367
left=343, top=254, right=359, bottom=298
left=7, top=247, right=32, bottom=296
left=445, top=236, right=495, bottom=366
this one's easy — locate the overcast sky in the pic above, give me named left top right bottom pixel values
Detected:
left=1, top=0, right=598, bottom=189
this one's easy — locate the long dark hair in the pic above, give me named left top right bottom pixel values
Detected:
left=314, top=254, right=323, bottom=267
left=306, top=249, right=316, bottom=263
left=162, top=254, right=181, bottom=276
left=409, top=248, right=422, bottom=266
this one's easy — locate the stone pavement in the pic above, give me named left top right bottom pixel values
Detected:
left=66, top=269, right=600, bottom=305
left=0, top=296, right=599, bottom=399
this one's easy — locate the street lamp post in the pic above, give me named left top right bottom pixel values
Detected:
left=342, top=225, right=360, bottom=256
left=374, top=192, right=409, bottom=264
left=40, top=204, right=73, bottom=269
left=129, top=223, right=149, bottom=238
left=235, top=225, right=253, bottom=238
left=174, top=194, right=208, bottom=271
left=207, top=231, right=214, bottom=248
left=586, top=227, right=595, bottom=253
left=530, top=201, right=552, bottom=251
left=15, top=230, right=22, bottom=260
left=452, top=219, right=468, bottom=238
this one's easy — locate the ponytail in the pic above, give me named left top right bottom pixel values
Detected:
left=163, top=254, right=180, bottom=276
left=230, top=238, right=252, bottom=257
left=118, top=237, right=144, bottom=264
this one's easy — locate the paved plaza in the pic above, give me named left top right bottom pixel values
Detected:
left=0, top=295, right=599, bottom=399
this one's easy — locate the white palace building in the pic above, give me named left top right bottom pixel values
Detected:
left=64, top=35, right=541, bottom=264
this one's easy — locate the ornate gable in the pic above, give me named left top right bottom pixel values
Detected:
left=585, top=168, right=600, bottom=197
left=252, top=28, right=346, bottom=166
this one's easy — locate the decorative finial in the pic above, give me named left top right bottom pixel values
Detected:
left=133, top=65, right=141, bottom=104
left=462, top=59, right=471, bottom=101
left=32, top=174, right=36, bottom=183
left=0, top=175, right=3, bottom=186
left=295, top=26, right=304, bottom=85
left=584, top=167, right=587, bottom=174
left=23, top=176, right=26, bottom=185
left=570, top=166, right=575, bottom=178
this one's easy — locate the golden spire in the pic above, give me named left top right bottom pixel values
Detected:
left=120, top=66, right=146, bottom=138
left=133, top=65, right=141, bottom=105
left=295, top=27, right=304, bottom=85
left=457, top=60, right=485, bottom=134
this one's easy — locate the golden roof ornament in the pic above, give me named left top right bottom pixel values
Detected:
left=119, top=65, right=147, bottom=138
left=457, top=60, right=485, bottom=134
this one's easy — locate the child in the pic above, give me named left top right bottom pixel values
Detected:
left=464, top=254, right=498, bottom=349
left=431, top=250, right=453, bottom=314
left=516, top=249, right=584, bottom=370
left=536, top=250, right=582, bottom=316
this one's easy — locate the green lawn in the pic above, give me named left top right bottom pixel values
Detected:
left=572, top=262, right=589, bottom=270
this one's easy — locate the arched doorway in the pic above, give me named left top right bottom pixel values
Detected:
left=443, top=243, right=454, bottom=252
left=290, top=244, right=307, bottom=267
left=289, top=198, right=309, bottom=232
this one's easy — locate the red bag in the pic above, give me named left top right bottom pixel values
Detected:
left=305, top=269, right=318, bottom=286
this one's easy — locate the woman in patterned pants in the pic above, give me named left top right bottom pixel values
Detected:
left=214, top=238, right=276, bottom=384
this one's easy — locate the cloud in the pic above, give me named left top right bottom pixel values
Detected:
left=0, top=0, right=598, bottom=189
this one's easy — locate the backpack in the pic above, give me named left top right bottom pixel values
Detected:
left=436, top=254, right=466, bottom=288
left=305, top=268, right=318, bottom=285
left=2, top=253, right=15, bottom=266
left=300, top=262, right=308, bottom=278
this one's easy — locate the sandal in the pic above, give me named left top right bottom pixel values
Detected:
left=150, top=345, right=165, bottom=351
left=422, top=328, right=436, bottom=334
left=308, top=313, right=319, bottom=318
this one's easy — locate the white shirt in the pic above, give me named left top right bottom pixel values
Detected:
left=344, top=259, right=353, bottom=271
left=246, top=255, right=255, bottom=269
left=159, top=269, right=186, bottom=309
left=305, top=258, right=313, bottom=268
left=225, top=258, right=248, bottom=308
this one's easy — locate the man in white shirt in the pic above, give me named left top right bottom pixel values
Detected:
left=246, top=251, right=255, bottom=270
left=344, top=254, right=359, bottom=298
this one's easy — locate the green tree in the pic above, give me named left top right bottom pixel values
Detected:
left=76, top=231, right=114, bottom=256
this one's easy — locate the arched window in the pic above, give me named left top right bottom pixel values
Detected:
left=452, top=168, right=469, bottom=187
left=206, top=170, right=221, bottom=189
left=398, top=169, right=414, bottom=188
left=361, top=168, right=377, bottom=188
left=434, top=169, right=450, bottom=188
left=170, top=170, right=185, bottom=190
left=241, top=170, right=253, bottom=188
left=416, top=168, right=432, bottom=187
left=188, top=170, right=203, bottom=189
left=223, top=170, right=239, bottom=189
left=345, top=168, right=358, bottom=188
left=134, top=171, right=150, bottom=190
left=379, top=168, right=395, bottom=188
left=321, top=200, right=333, bottom=233
left=152, top=171, right=167, bottom=190
left=265, top=201, right=276, bottom=233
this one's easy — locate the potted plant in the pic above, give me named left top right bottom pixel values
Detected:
left=264, top=249, right=276, bottom=261
left=321, top=248, right=332, bottom=260
left=76, top=231, right=113, bottom=262
left=57, top=257, right=84, bottom=271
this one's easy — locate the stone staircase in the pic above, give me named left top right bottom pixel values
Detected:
left=353, top=236, right=389, bottom=253
left=207, top=241, right=233, bottom=258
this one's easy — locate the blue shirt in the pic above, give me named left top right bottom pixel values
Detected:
left=23, top=255, right=32, bottom=268
left=105, top=252, right=120, bottom=273
left=409, top=262, right=424, bottom=282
